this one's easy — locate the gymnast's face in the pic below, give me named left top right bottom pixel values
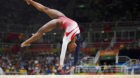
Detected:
left=68, top=42, right=77, bottom=52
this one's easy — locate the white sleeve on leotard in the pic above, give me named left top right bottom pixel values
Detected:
left=60, top=36, right=70, bottom=66
left=60, top=25, right=80, bottom=66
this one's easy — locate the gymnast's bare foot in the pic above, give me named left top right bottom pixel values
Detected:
left=25, top=0, right=32, bottom=5
left=66, top=66, right=75, bottom=73
left=21, top=42, right=31, bottom=47
left=57, top=65, right=64, bottom=70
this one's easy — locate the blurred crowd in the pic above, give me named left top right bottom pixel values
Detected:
left=0, top=51, right=74, bottom=75
left=0, top=0, right=140, bottom=26
left=0, top=0, right=140, bottom=75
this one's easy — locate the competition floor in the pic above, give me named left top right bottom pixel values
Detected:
left=0, top=75, right=140, bottom=78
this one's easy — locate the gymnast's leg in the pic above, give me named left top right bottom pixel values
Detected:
left=21, top=19, right=62, bottom=47
left=25, top=0, right=66, bottom=19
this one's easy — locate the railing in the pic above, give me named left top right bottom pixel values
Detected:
left=0, top=43, right=57, bottom=48
left=87, top=41, right=136, bottom=49
left=75, top=65, right=140, bottom=75
left=118, top=56, right=131, bottom=64
left=80, top=57, right=95, bottom=65
left=80, top=21, right=140, bottom=29
left=0, top=41, right=138, bottom=51
left=75, top=55, right=140, bottom=75
left=2, top=65, right=140, bottom=75
left=124, top=59, right=140, bottom=66
left=75, top=65, right=126, bottom=74
left=93, top=51, right=100, bottom=64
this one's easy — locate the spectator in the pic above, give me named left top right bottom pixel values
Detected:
left=19, top=67, right=27, bottom=75
left=27, top=66, right=32, bottom=75
left=46, top=67, right=51, bottom=74
left=103, top=62, right=108, bottom=73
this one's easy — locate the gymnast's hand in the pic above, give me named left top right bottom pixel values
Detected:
left=21, top=41, right=31, bottom=47
left=25, top=0, right=32, bottom=5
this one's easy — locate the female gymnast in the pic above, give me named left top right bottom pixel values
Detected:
left=21, top=0, right=81, bottom=73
